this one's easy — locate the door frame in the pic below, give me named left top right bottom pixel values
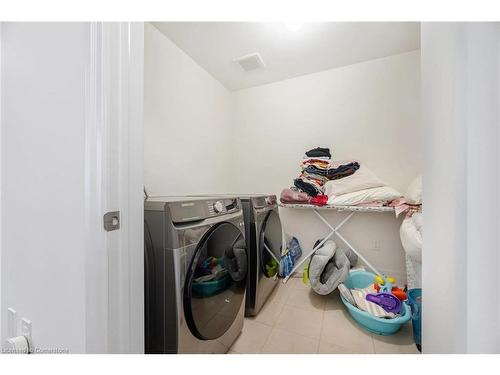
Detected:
left=84, top=22, right=144, bottom=353
left=0, top=22, right=3, bottom=344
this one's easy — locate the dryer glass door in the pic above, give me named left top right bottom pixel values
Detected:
left=259, top=210, right=282, bottom=278
left=184, top=222, right=247, bottom=340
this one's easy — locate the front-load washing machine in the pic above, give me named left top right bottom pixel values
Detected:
left=144, top=196, right=247, bottom=354
left=238, top=195, right=283, bottom=316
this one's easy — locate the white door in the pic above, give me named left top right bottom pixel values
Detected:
left=0, top=22, right=144, bottom=354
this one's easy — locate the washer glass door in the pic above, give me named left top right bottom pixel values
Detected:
left=259, top=210, right=283, bottom=278
left=184, top=222, right=247, bottom=340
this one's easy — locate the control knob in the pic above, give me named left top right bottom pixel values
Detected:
left=213, top=201, right=224, bottom=213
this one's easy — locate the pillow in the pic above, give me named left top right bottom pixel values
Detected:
left=405, top=175, right=422, bottom=205
left=324, top=165, right=386, bottom=197
left=327, top=186, right=402, bottom=206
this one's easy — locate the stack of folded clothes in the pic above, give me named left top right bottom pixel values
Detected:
left=290, top=147, right=360, bottom=203
left=294, top=148, right=332, bottom=197
left=280, top=147, right=404, bottom=208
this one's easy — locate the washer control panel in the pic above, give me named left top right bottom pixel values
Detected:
left=168, top=197, right=241, bottom=224
left=207, top=198, right=239, bottom=217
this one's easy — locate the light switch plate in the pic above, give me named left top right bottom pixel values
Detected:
left=7, top=308, right=17, bottom=338
left=21, top=318, right=32, bottom=337
left=21, top=318, right=32, bottom=353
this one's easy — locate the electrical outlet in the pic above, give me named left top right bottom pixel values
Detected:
left=372, top=240, right=381, bottom=251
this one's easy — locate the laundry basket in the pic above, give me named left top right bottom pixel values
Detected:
left=192, top=274, right=230, bottom=297
left=340, top=270, right=411, bottom=335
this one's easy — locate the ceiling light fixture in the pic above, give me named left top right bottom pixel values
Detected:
left=285, top=22, right=304, bottom=32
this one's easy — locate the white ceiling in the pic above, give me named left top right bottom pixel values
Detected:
left=152, top=22, right=420, bottom=91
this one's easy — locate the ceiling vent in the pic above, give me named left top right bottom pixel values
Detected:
left=233, top=52, right=266, bottom=72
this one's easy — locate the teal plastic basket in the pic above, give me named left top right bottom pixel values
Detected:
left=192, top=274, right=230, bottom=297
left=340, top=270, right=411, bottom=335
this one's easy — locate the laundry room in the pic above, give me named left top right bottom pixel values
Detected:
left=143, top=22, right=422, bottom=354
left=3, top=12, right=500, bottom=363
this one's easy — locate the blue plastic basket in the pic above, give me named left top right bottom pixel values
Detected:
left=340, top=270, right=411, bottom=335
left=408, top=288, right=422, bottom=350
left=192, top=274, right=230, bottom=297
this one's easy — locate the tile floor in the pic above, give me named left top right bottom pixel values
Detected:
left=229, top=277, right=420, bottom=354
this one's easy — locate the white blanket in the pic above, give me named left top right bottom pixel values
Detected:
left=400, top=212, right=422, bottom=288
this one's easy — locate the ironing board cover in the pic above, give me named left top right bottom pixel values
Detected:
left=279, top=203, right=394, bottom=213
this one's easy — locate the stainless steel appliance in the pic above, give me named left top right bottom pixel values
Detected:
left=144, top=196, right=247, bottom=353
left=238, top=195, right=283, bottom=316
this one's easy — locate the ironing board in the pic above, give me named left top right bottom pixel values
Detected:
left=278, top=203, right=394, bottom=282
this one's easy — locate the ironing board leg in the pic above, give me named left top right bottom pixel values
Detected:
left=313, top=209, right=354, bottom=234
left=264, top=242, right=280, bottom=264
left=282, top=210, right=354, bottom=283
left=314, top=209, right=380, bottom=275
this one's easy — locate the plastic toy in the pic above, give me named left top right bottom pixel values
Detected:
left=373, top=274, right=407, bottom=300
left=374, top=283, right=407, bottom=301
left=389, top=287, right=407, bottom=301
left=302, top=263, right=309, bottom=284
left=374, top=274, right=395, bottom=292
left=374, top=274, right=395, bottom=286
left=366, top=292, right=402, bottom=314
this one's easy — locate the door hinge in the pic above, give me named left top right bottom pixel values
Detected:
left=104, top=211, right=120, bottom=231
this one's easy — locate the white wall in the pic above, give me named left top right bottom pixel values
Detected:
left=230, top=50, right=421, bottom=194
left=144, top=23, right=233, bottom=196
left=230, top=51, right=421, bottom=281
left=1, top=23, right=89, bottom=352
left=422, top=22, right=500, bottom=354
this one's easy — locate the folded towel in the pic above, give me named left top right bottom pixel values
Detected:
left=280, top=188, right=311, bottom=204
left=351, top=287, right=397, bottom=319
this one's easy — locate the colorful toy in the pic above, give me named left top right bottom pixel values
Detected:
left=374, top=274, right=395, bottom=286
left=202, top=256, right=223, bottom=269
left=302, top=263, right=309, bottom=285
left=389, top=287, right=407, bottom=301
left=366, top=292, right=402, bottom=314
left=374, top=274, right=394, bottom=293
left=374, top=283, right=407, bottom=300
left=373, top=274, right=407, bottom=301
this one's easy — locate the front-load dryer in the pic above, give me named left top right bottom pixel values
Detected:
left=187, top=194, right=283, bottom=317
left=238, top=195, right=283, bottom=316
left=144, top=196, right=247, bottom=354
